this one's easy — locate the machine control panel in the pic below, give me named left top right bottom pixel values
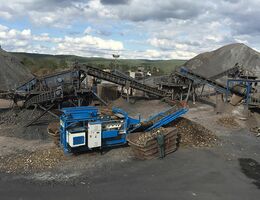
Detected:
left=88, top=122, right=102, bottom=148
left=68, top=131, right=86, bottom=147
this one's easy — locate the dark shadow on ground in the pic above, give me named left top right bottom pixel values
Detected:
left=239, top=158, right=260, bottom=189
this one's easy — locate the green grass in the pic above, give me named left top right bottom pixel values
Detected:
left=11, top=52, right=186, bottom=75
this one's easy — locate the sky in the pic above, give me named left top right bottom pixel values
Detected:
left=0, top=0, right=259, bottom=60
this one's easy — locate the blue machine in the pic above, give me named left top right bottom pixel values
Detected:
left=60, top=104, right=188, bottom=153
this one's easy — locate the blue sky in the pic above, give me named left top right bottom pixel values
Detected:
left=0, top=0, right=259, bottom=59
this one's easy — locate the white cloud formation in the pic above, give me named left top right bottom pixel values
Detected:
left=0, top=0, right=260, bottom=59
left=0, top=25, right=124, bottom=57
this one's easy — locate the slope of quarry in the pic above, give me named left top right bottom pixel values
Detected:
left=183, top=43, right=260, bottom=78
left=0, top=48, right=34, bottom=91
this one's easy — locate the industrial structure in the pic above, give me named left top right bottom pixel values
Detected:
left=59, top=102, right=188, bottom=155
left=0, top=62, right=259, bottom=123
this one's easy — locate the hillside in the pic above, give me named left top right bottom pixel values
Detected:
left=183, top=43, right=260, bottom=78
left=0, top=48, right=34, bottom=91
left=11, top=52, right=186, bottom=75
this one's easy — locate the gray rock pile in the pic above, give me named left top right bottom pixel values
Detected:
left=0, top=48, right=33, bottom=91
left=183, top=43, right=260, bottom=78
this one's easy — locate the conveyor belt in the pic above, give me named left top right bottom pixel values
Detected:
left=209, top=65, right=240, bottom=80
left=176, top=68, right=228, bottom=94
left=80, top=65, right=167, bottom=97
left=24, top=88, right=63, bottom=108
left=177, top=67, right=260, bottom=104
left=111, top=69, right=136, bottom=82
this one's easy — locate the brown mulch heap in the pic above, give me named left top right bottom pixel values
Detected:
left=0, top=147, right=66, bottom=174
left=169, top=117, right=218, bottom=147
left=217, top=115, right=239, bottom=128
left=129, top=127, right=166, bottom=147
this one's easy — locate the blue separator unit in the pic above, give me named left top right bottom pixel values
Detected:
left=59, top=104, right=188, bottom=154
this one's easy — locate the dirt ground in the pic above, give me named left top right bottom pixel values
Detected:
left=0, top=98, right=259, bottom=199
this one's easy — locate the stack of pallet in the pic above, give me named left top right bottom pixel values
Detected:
left=127, top=127, right=178, bottom=160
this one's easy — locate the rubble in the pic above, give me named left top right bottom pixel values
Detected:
left=131, top=127, right=166, bottom=146
left=183, top=43, right=260, bottom=79
left=0, top=108, right=55, bottom=140
left=0, top=48, right=33, bottom=91
left=0, top=147, right=66, bottom=174
left=217, top=115, right=239, bottom=128
left=170, top=117, right=218, bottom=147
left=250, top=127, right=260, bottom=137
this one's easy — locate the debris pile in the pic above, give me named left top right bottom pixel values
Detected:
left=170, top=117, right=218, bottom=147
left=132, top=127, right=165, bottom=146
left=0, top=108, right=55, bottom=140
left=0, top=147, right=66, bottom=174
left=0, top=48, right=33, bottom=91
left=183, top=43, right=260, bottom=79
left=217, top=115, right=239, bottom=128
left=250, top=127, right=260, bottom=137
left=0, top=108, right=49, bottom=126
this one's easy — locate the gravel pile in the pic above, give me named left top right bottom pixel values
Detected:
left=182, top=43, right=260, bottom=79
left=0, top=108, right=55, bottom=140
left=0, top=48, right=33, bottom=91
left=0, top=108, right=44, bottom=126
left=0, top=147, right=66, bottom=174
left=169, top=117, right=218, bottom=147
left=217, top=116, right=239, bottom=128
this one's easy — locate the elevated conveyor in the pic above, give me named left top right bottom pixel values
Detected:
left=80, top=64, right=168, bottom=98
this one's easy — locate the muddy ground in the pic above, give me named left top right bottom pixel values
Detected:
left=0, top=99, right=259, bottom=199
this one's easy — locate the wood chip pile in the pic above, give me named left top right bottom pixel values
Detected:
left=170, top=117, right=218, bottom=147
left=0, top=147, right=66, bottom=174
left=217, top=116, right=239, bottom=128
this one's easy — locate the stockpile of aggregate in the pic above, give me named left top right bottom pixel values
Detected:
left=183, top=43, right=260, bottom=79
left=0, top=108, right=54, bottom=140
left=0, top=48, right=33, bottom=91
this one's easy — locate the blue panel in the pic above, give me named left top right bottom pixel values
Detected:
left=102, top=130, right=119, bottom=139
left=61, top=106, right=98, bottom=120
left=73, top=136, right=85, bottom=145
left=103, top=138, right=127, bottom=146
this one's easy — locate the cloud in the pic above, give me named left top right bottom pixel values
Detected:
left=110, top=0, right=208, bottom=21
left=100, top=0, right=130, bottom=5
left=0, top=25, right=124, bottom=57
left=122, top=49, right=196, bottom=60
left=0, top=0, right=260, bottom=59
left=0, top=0, right=115, bottom=28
